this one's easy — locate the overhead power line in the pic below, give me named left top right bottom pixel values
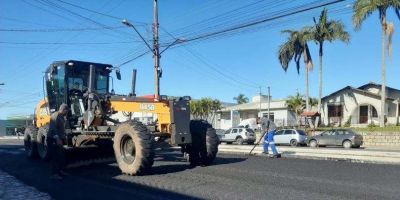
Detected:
left=0, top=26, right=126, bottom=32
left=55, top=0, right=148, bottom=25
left=175, top=0, right=346, bottom=45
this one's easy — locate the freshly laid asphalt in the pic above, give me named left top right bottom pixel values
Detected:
left=0, top=140, right=399, bottom=200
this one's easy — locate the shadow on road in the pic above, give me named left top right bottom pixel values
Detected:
left=0, top=152, right=201, bottom=200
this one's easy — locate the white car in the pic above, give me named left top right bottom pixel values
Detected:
left=219, top=127, right=256, bottom=145
left=274, top=129, right=308, bottom=146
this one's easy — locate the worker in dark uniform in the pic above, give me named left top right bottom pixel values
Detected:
left=48, top=103, right=69, bottom=179
left=261, top=117, right=281, bottom=158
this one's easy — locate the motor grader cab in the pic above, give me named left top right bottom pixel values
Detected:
left=24, top=60, right=219, bottom=175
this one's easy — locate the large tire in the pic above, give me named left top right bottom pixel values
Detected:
left=189, top=120, right=219, bottom=167
left=37, top=125, right=50, bottom=161
left=113, top=121, right=154, bottom=175
left=24, top=126, right=38, bottom=158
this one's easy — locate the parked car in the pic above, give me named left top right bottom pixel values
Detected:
left=274, top=129, right=308, bottom=146
left=219, top=127, right=256, bottom=145
left=306, top=129, right=363, bottom=148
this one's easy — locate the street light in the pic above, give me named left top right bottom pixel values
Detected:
left=121, top=19, right=153, bottom=53
left=0, top=83, right=4, bottom=86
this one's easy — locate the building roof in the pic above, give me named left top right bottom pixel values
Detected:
left=358, top=82, right=400, bottom=93
left=301, top=111, right=320, bottom=117
left=219, top=99, right=288, bottom=112
left=322, top=84, right=396, bottom=102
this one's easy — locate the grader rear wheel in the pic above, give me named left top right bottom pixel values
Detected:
left=113, top=121, right=154, bottom=175
left=24, top=126, right=38, bottom=158
left=188, top=120, right=219, bottom=167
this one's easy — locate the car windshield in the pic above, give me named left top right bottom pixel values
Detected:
left=246, top=129, right=254, bottom=133
left=297, top=130, right=306, bottom=136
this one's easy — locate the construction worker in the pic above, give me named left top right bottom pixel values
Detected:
left=261, top=117, right=281, bottom=158
left=48, top=103, right=69, bottom=179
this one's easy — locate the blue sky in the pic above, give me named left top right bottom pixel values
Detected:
left=0, top=0, right=399, bottom=119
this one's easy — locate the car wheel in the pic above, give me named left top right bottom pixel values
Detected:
left=236, top=137, right=243, bottom=145
left=343, top=140, right=352, bottom=149
left=309, top=140, right=317, bottom=148
left=290, top=139, right=298, bottom=147
left=248, top=141, right=254, bottom=145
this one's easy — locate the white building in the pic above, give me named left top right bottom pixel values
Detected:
left=321, top=82, right=400, bottom=126
left=215, top=95, right=297, bottom=130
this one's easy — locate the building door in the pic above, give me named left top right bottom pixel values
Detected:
left=359, top=105, right=368, bottom=124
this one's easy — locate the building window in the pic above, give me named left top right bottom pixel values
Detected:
left=328, top=105, right=343, bottom=117
left=262, top=113, right=274, bottom=121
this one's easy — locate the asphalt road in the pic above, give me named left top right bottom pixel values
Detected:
left=0, top=140, right=399, bottom=200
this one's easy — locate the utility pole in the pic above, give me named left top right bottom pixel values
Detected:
left=153, top=0, right=161, bottom=100
left=122, top=0, right=161, bottom=100
left=267, top=86, right=270, bottom=120
left=259, top=86, right=262, bottom=119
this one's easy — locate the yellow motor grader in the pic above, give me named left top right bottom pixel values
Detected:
left=24, top=60, right=219, bottom=175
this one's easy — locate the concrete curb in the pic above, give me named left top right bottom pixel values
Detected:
left=217, top=145, right=400, bottom=165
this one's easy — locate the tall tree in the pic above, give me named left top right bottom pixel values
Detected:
left=286, top=92, right=306, bottom=124
left=233, top=94, right=249, bottom=104
left=311, top=8, right=350, bottom=119
left=190, top=98, right=222, bottom=122
left=353, top=0, right=399, bottom=127
left=278, top=29, right=313, bottom=111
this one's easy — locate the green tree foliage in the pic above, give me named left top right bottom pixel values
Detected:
left=233, top=94, right=249, bottom=104
left=309, top=8, right=350, bottom=115
left=286, top=92, right=306, bottom=118
left=190, top=98, right=222, bottom=121
left=278, top=29, right=313, bottom=111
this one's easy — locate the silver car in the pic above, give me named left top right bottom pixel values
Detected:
left=219, top=127, right=256, bottom=145
left=274, top=129, right=308, bottom=146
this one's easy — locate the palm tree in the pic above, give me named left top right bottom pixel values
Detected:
left=233, top=94, right=249, bottom=104
left=286, top=92, right=306, bottom=124
left=353, top=0, right=399, bottom=127
left=278, top=29, right=313, bottom=111
left=309, top=97, right=318, bottom=109
left=311, top=8, right=350, bottom=118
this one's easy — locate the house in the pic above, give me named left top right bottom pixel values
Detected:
left=321, top=82, right=400, bottom=126
left=215, top=95, right=297, bottom=129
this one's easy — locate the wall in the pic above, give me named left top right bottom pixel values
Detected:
left=359, top=132, right=400, bottom=147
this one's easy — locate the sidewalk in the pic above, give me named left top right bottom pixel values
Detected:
left=218, top=144, right=400, bottom=165
left=0, top=136, right=23, bottom=140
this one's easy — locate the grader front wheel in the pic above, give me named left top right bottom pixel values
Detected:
left=188, top=120, right=219, bottom=167
left=37, top=125, right=50, bottom=161
left=24, top=126, right=38, bottom=158
left=113, top=121, right=154, bottom=175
